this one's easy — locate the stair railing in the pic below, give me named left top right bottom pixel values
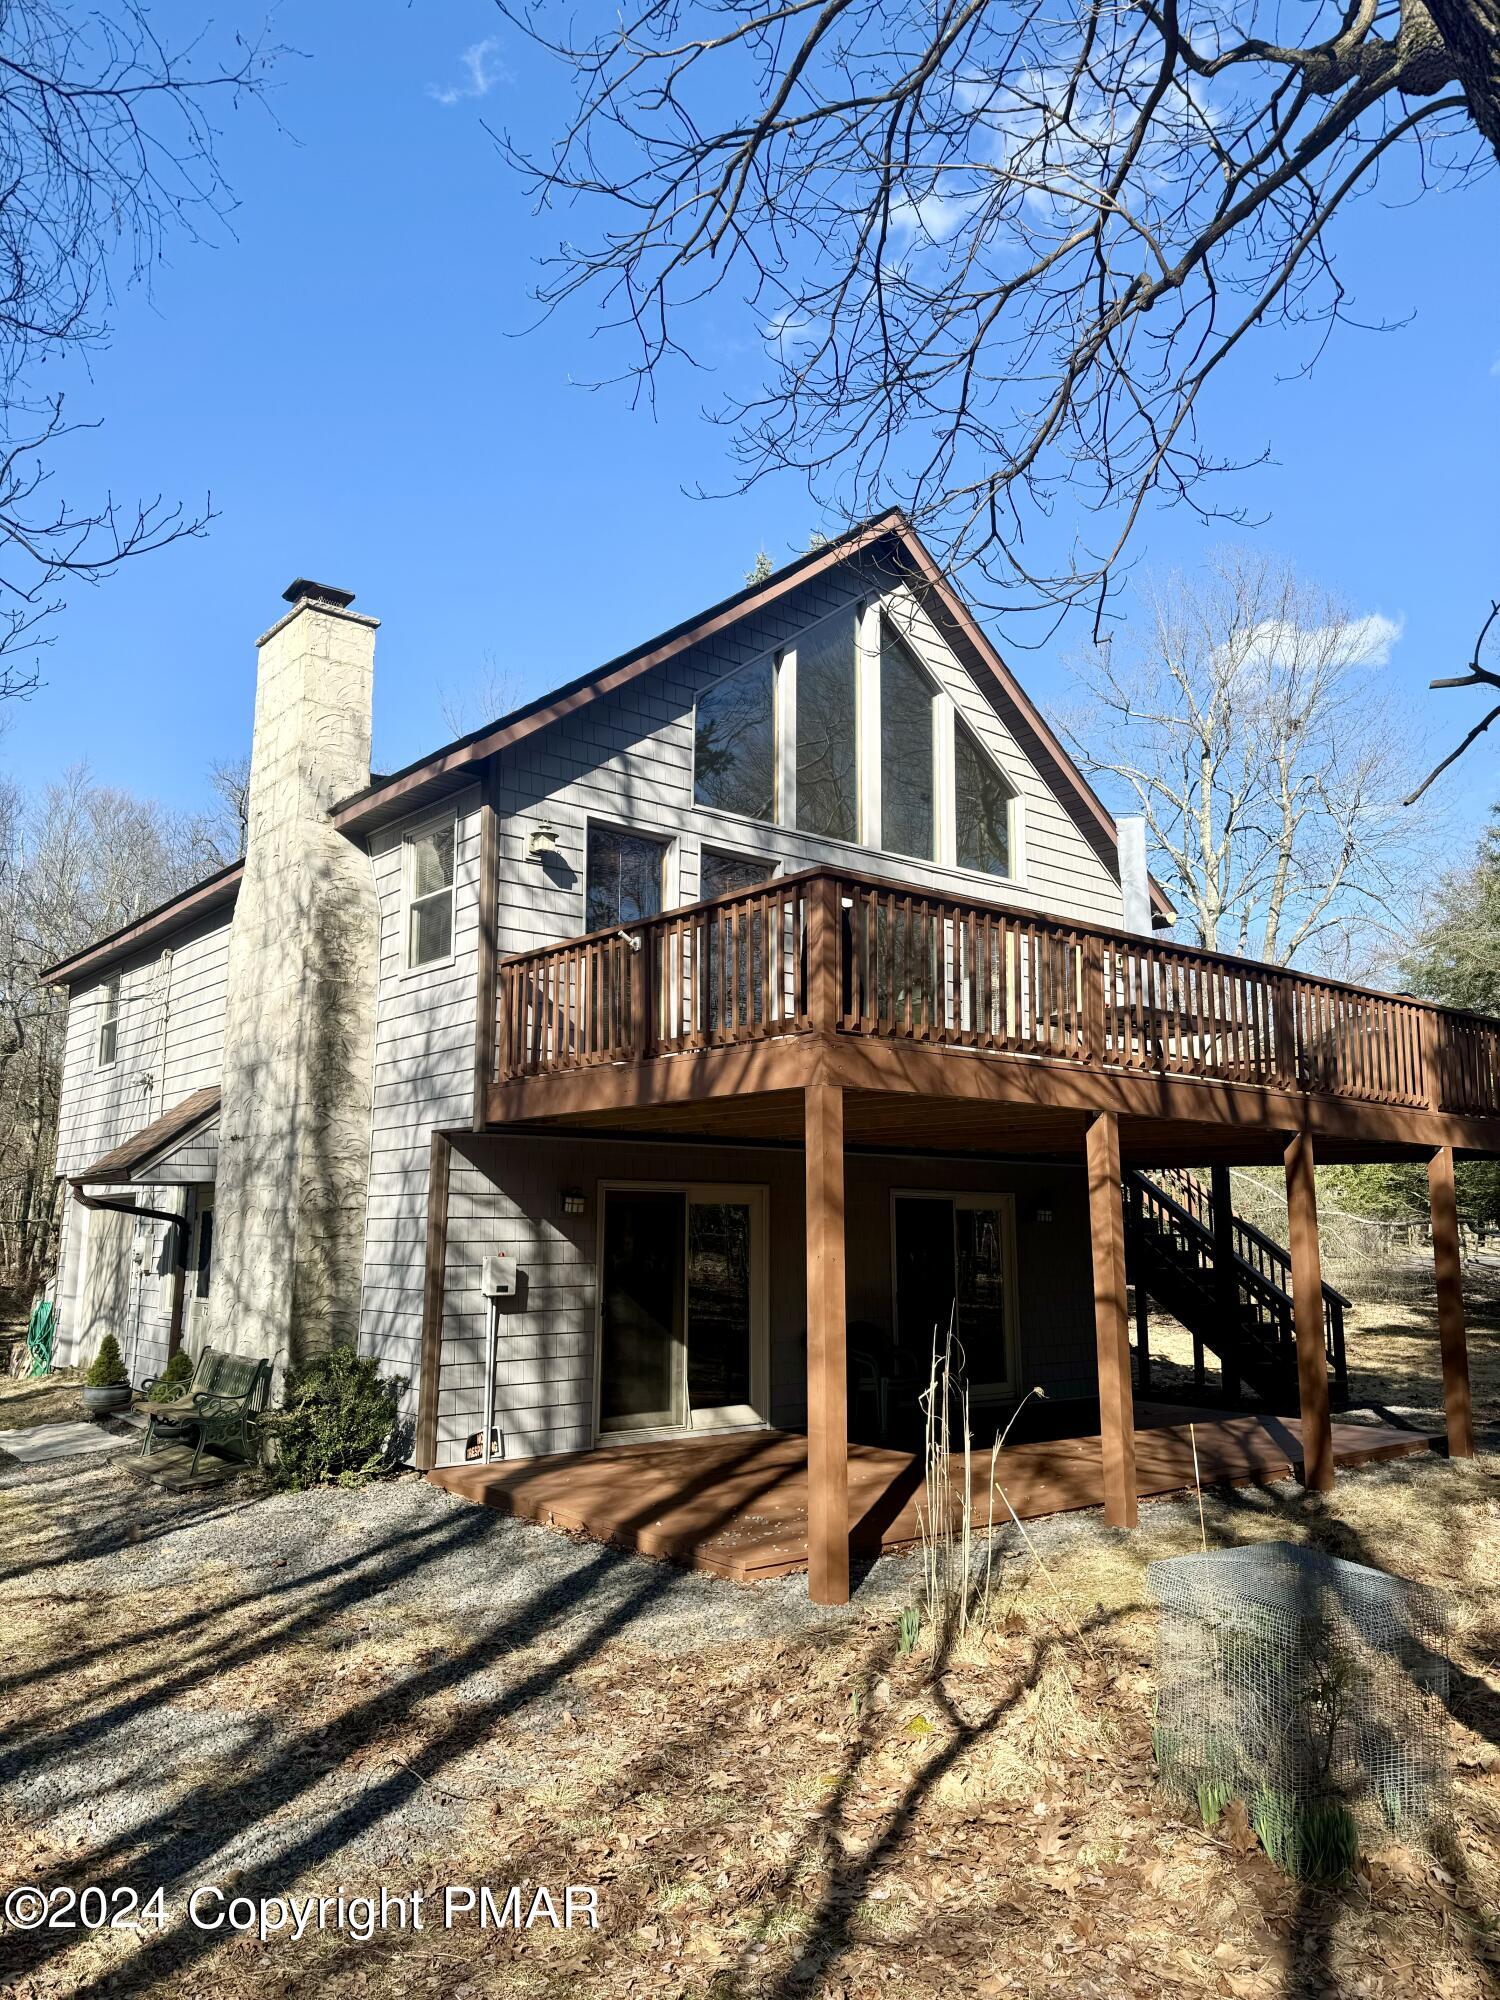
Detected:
left=1127, top=1170, right=1349, bottom=1402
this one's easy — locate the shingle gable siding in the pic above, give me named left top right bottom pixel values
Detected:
left=52, top=906, right=232, bottom=1375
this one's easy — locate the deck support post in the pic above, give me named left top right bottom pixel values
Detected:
left=804, top=1080, right=850, bottom=1603
left=1210, top=1164, right=1240, bottom=1402
left=1087, top=1111, right=1137, bottom=1528
left=1283, top=1129, right=1334, bottom=1492
left=1428, top=1145, right=1475, bottom=1458
left=414, top=1131, right=453, bottom=1474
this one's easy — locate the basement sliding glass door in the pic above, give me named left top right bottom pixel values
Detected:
left=892, top=1193, right=1019, bottom=1401
left=597, top=1185, right=768, bottom=1437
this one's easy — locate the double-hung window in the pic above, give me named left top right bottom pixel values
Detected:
left=404, top=816, right=457, bottom=969
left=95, top=974, right=120, bottom=1069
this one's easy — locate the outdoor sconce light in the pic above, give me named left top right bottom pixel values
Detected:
left=561, top=1188, right=586, bottom=1216
left=528, top=820, right=561, bottom=859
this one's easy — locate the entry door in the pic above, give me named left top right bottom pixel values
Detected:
left=598, top=1185, right=767, bottom=1436
left=893, top=1193, right=1017, bottom=1399
left=185, top=1190, right=215, bottom=1351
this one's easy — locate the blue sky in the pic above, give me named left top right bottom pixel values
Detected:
left=3, top=2, right=1497, bottom=841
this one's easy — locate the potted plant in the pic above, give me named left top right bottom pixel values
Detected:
left=82, top=1334, right=132, bottom=1417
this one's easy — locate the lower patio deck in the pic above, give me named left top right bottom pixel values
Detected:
left=427, top=1404, right=1435, bottom=1583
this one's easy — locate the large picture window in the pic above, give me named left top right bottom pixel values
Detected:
left=687, top=596, right=1020, bottom=885
left=694, top=657, right=775, bottom=821
left=404, top=818, right=456, bottom=968
left=955, top=721, right=1013, bottom=879
left=795, top=612, right=858, bottom=843
left=586, top=824, right=667, bottom=932
left=880, top=622, right=935, bottom=859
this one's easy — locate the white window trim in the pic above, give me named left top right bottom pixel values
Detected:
left=856, top=599, right=881, bottom=850
left=401, top=808, right=459, bottom=976
left=774, top=644, right=796, bottom=829
left=592, top=1179, right=771, bottom=1444
left=582, top=814, right=678, bottom=933
left=95, top=976, right=120, bottom=1071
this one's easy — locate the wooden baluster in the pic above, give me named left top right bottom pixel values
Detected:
left=1082, top=931, right=1105, bottom=1065
left=808, top=874, right=841, bottom=1037
left=1419, top=1007, right=1442, bottom=1112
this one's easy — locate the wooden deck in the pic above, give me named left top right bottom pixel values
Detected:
left=427, top=1405, right=1435, bottom=1583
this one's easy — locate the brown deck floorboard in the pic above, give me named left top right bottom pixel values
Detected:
left=426, top=1405, right=1435, bottom=1582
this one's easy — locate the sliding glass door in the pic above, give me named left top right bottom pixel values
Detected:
left=892, top=1192, right=1018, bottom=1399
left=598, top=1185, right=767, bottom=1436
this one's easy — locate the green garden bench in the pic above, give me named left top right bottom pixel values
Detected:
left=140, top=1348, right=271, bottom=1478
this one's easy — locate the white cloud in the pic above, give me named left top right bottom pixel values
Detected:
left=1244, top=611, right=1404, bottom=672
left=428, top=37, right=509, bottom=106
left=1490, top=354, right=1500, bottom=378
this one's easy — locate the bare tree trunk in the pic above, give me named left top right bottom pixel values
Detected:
left=1428, top=0, right=1500, bottom=157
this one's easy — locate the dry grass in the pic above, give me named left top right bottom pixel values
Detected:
left=1145, top=1292, right=1500, bottom=1444
left=0, top=1365, right=84, bottom=1433
left=2, top=1380, right=1498, bottom=1998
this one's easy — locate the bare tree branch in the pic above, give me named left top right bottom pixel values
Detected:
left=0, top=3, right=281, bottom=696
left=1403, top=599, right=1500, bottom=803
left=493, top=0, right=1493, bottom=630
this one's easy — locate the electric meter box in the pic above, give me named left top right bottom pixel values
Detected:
left=481, top=1253, right=517, bottom=1299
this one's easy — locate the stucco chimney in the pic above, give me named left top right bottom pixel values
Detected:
left=1118, top=816, right=1152, bottom=935
left=210, top=582, right=380, bottom=1371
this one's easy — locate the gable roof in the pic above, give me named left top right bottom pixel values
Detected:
left=40, top=860, right=244, bottom=990
left=71, top=1087, right=221, bottom=1185
left=43, top=512, right=1173, bottom=991
left=329, top=511, right=1173, bottom=924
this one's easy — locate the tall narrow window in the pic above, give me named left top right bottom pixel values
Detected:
left=955, top=722, right=1013, bottom=878
left=95, top=974, right=120, bottom=1069
left=586, top=825, right=667, bottom=932
left=405, top=817, right=456, bottom=968
left=880, top=622, right=936, bottom=859
left=796, top=612, right=858, bottom=843
left=694, top=657, right=776, bottom=821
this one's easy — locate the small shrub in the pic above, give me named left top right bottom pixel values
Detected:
left=266, top=1346, right=407, bottom=1490
left=84, top=1335, right=128, bottom=1389
left=1250, top=1788, right=1361, bottom=1884
left=146, top=1352, right=193, bottom=1403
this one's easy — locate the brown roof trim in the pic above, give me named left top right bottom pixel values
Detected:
left=330, top=512, right=909, bottom=836
left=888, top=529, right=1176, bottom=926
left=71, top=1086, right=220, bottom=1184
left=329, top=510, right=1172, bottom=922
left=41, top=860, right=243, bottom=988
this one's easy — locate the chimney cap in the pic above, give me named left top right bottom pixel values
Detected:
left=282, top=577, right=356, bottom=610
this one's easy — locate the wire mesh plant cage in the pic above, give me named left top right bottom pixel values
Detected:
left=1148, top=1543, right=1450, bottom=1879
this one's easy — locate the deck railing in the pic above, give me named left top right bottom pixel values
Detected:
left=495, top=866, right=1500, bottom=1118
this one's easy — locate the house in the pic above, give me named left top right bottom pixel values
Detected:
left=42, top=513, right=1496, bottom=1602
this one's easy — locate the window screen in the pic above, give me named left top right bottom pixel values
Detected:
left=405, top=820, right=456, bottom=967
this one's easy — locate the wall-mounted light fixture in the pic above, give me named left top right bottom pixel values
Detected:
left=561, top=1188, right=586, bottom=1216
left=528, top=820, right=561, bottom=859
